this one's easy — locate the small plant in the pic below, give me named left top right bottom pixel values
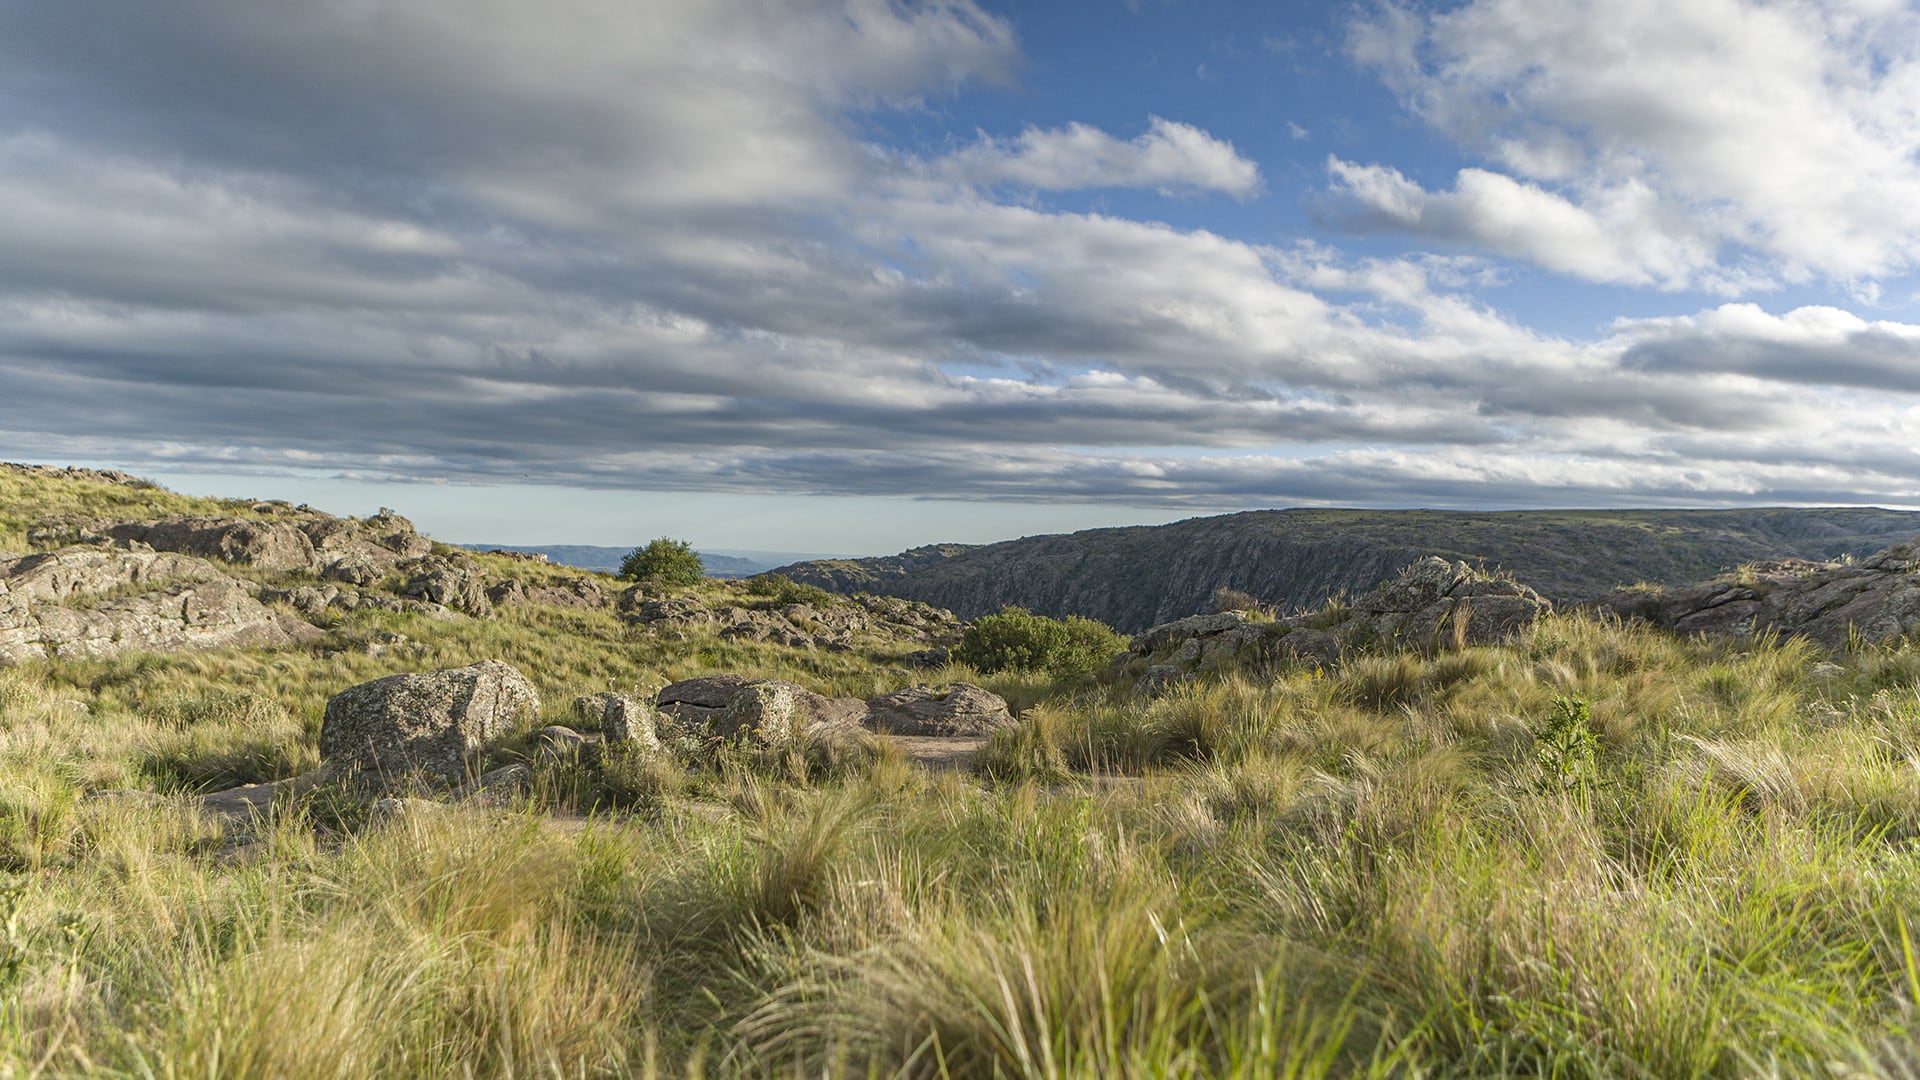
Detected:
left=1533, top=695, right=1598, bottom=793
left=618, top=537, right=704, bottom=586
left=953, top=606, right=1127, bottom=678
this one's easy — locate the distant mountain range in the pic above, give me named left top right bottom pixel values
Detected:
left=772, top=508, right=1920, bottom=631
left=461, top=544, right=838, bottom=578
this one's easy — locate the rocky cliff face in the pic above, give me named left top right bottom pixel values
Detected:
left=776, top=508, right=1920, bottom=632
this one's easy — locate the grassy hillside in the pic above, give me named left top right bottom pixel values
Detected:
left=0, top=464, right=255, bottom=552
left=8, top=466, right=1920, bottom=1075
left=779, top=507, right=1920, bottom=630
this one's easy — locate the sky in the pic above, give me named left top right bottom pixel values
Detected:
left=3, top=0, right=1920, bottom=556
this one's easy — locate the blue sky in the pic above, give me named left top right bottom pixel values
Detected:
left=3, top=0, right=1919, bottom=555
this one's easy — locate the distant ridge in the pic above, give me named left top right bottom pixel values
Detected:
left=773, top=507, right=1920, bottom=631
left=461, top=544, right=837, bottom=578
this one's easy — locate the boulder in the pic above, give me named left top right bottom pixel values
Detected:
left=865, top=683, right=1013, bottom=737
left=656, top=674, right=753, bottom=721
left=655, top=675, right=865, bottom=745
left=574, top=692, right=659, bottom=751
left=318, top=660, right=539, bottom=785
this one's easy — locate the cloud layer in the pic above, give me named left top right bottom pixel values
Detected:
left=1, top=0, right=1917, bottom=513
left=1341, top=0, right=1920, bottom=291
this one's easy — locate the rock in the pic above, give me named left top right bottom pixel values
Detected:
left=656, top=674, right=754, bottom=721
left=656, top=675, right=864, bottom=745
left=1594, top=536, right=1920, bottom=648
left=1132, top=664, right=1185, bottom=699
left=0, top=547, right=319, bottom=665
left=106, top=516, right=316, bottom=572
left=402, top=557, right=493, bottom=617
left=719, top=680, right=866, bottom=745
left=461, top=763, right=532, bottom=806
left=1129, top=611, right=1251, bottom=656
left=322, top=552, right=389, bottom=587
left=318, top=660, right=539, bottom=786
left=908, top=646, right=950, bottom=668
left=506, top=576, right=610, bottom=609
left=1118, top=556, right=1552, bottom=678
left=865, top=683, right=1013, bottom=737
left=574, top=692, right=659, bottom=751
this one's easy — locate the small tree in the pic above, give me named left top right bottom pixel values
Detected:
left=619, top=537, right=704, bottom=586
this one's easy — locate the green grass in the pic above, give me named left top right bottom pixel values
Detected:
left=0, top=469, right=255, bottom=553
left=8, top=539, right=1920, bottom=1075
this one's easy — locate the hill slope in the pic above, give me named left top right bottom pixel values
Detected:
left=775, top=507, right=1920, bottom=630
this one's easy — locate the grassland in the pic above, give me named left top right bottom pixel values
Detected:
left=6, top=473, right=1920, bottom=1076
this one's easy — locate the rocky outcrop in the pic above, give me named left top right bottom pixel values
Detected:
left=1594, top=537, right=1920, bottom=648
left=318, top=660, right=539, bottom=785
left=624, top=586, right=958, bottom=651
left=1120, top=557, right=1553, bottom=692
left=0, top=546, right=319, bottom=665
left=654, top=675, right=865, bottom=745
left=776, top=508, right=1920, bottom=631
left=865, top=683, right=1013, bottom=736
left=259, top=583, right=453, bottom=620
left=401, top=555, right=492, bottom=617
left=99, top=506, right=432, bottom=585
left=106, top=516, right=317, bottom=572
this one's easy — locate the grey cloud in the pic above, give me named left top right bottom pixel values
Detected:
left=1, top=1, right=1917, bottom=516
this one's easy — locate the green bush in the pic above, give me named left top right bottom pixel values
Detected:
left=744, top=573, right=835, bottom=608
left=954, top=607, right=1127, bottom=678
left=617, top=537, right=704, bottom=586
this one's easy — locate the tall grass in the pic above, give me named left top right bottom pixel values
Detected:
left=8, top=591, right=1920, bottom=1075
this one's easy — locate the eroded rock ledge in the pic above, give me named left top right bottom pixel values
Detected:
left=1594, top=536, right=1920, bottom=647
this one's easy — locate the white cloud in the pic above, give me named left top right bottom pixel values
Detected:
left=1345, top=0, right=1920, bottom=287
left=937, top=116, right=1262, bottom=197
left=1323, top=158, right=1724, bottom=290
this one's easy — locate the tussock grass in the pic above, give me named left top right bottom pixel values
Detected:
left=10, top=576, right=1920, bottom=1075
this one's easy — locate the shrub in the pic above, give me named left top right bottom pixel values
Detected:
left=744, top=573, right=835, bottom=608
left=617, top=537, right=704, bottom=586
left=1210, top=586, right=1269, bottom=616
left=954, top=607, right=1127, bottom=678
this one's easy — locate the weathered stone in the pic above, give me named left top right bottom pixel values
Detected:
left=0, top=547, right=319, bottom=665
left=1132, top=664, right=1185, bottom=699
left=319, top=660, right=539, bottom=786
left=1129, top=611, right=1250, bottom=656
left=1355, top=557, right=1475, bottom=613
left=656, top=674, right=753, bottom=721
left=532, top=725, right=588, bottom=757
left=403, top=557, right=493, bottom=617
left=322, top=552, right=389, bottom=587
left=712, top=681, right=866, bottom=745
left=865, top=683, right=1013, bottom=737
left=106, top=517, right=316, bottom=572
left=1595, top=537, right=1920, bottom=647
left=574, top=692, right=659, bottom=751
